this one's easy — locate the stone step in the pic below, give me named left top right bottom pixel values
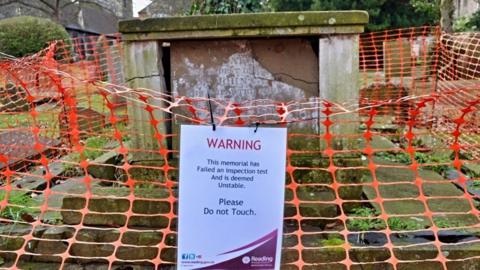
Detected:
left=363, top=156, right=480, bottom=229
left=61, top=187, right=173, bottom=228
left=13, top=161, right=69, bottom=192
left=0, top=131, right=61, bottom=172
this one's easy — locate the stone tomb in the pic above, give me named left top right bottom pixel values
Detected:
left=120, top=11, right=369, bottom=159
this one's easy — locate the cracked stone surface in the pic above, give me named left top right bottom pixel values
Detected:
left=172, top=38, right=318, bottom=101
left=171, top=38, right=320, bottom=129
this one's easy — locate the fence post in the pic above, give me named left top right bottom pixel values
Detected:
left=123, top=41, right=167, bottom=162
left=319, top=35, right=360, bottom=149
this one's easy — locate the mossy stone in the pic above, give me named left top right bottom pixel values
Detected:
left=132, top=200, right=171, bottom=214
left=302, top=247, right=346, bottom=263
left=299, top=203, right=339, bottom=218
left=121, top=231, right=163, bottom=246
left=393, top=244, right=438, bottom=260
left=160, top=247, right=176, bottom=262
left=76, top=228, right=120, bottom=243
left=0, top=236, right=24, bottom=251
left=281, top=249, right=299, bottom=264
left=349, top=247, right=391, bottom=262
left=115, top=246, right=158, bottom=260
left=120, top=11, right=369, bottom=40
left=69, top=243, right=115, bottom=257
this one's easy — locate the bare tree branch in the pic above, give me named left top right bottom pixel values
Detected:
left=13, top=0, right=55, bottom=16
left=60, top=0, right=81, bottom=9
left=37, top=0, right=56, bottom=12
left=0, top=0, right=19, bottom=6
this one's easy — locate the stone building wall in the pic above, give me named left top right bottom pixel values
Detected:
left=455, top=0, right=480, bottom=18
left=94, top=0, right=133, bottom=19
left=0, top=0, right=133, bottom=33
left=139, top=0, right=192, bottom=18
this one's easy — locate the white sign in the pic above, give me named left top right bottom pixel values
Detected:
left=178, top=125, right=287, bottom=270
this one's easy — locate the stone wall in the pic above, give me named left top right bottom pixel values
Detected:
left=91, top=0, right=132, bottom=19
left=0, top=0, right=133, bottom=33
left=139, top=0, right=192, bottom=18
left=455, top=0, right=480, bottom=18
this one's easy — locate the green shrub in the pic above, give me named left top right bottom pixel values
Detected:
left=321, top=235, right=345, bottom=247
left=189, top=0, right=269, bottom=14
left=388, top=217, right=425, bottom=231
left=0, top=16, right=69, bottom=57
left=454, top=10, right=480, bottom=32
left=346, top=207, right=386, bottom=231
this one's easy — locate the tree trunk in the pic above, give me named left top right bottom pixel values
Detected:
left=54, top=0, right=61, bottom=22
left=440, top=0, right=455, bottom=32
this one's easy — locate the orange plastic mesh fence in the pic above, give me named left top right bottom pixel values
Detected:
left=359, top=26, right=441, bottom=122
left=0, top=28, right=478, bottom=270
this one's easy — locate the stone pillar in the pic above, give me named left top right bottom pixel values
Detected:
left=123, top=41, right=167, bottom=161
left=319, top=35, right=360, bottom=149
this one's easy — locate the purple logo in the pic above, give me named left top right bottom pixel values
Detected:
left=251, top=256, right=274, bottom=264
left=195, top=230, right=278, bottom=269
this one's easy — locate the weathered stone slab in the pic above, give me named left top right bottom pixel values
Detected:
left=76, top=228, right=120, bottom=243
left=171, top=38, right=319, bottom=129
left=62, top=211, right=170, bottom=229
left=59, top=107, right=106, bottom=140
left=69, top=243, right=115, bottom=257
left=172, top=38, right=318, bottom=101
left=115, top=246, right=158, bottom=260
left=464, top=162, right=480, bottom=177
left=0, top=84, right=29, bottom=112
left=0, top=131, right=61, bottom=171
left=14, top=161, right=66, bottom=192
left=0, top=223, right=35, bottom=237
left=384, top=39, right=413, bottom=80
left=364, top=156, right=478, bottom=227
left=86, top=145, right=122, bottom=181
left=121, top=231, right=163, bottom=246
left=35, top=177, right=102, bottom=208
left=0, top=236, right=24, bottom=251
left=373, top=136, right=398, bottom=150
left=61, top=187, right=172, bottom=227
left=27, top=239, right=69, bottom=255
left=319, top=35, right=360, bottom=149
left=124, top=40, right=168, bottom=161
left=34, top=177, right=104, bottom=223
left=120, top=11, right=369, bottom=41
left=14, top=260, right=157, bottom=270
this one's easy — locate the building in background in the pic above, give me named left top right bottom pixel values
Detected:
left=138, top=0, right=192, bottom=18
left=0, top=0, right=133, bottom=35
left=455, top=0, right=480, bottom=18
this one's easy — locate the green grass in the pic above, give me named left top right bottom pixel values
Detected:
left=346, top=207, right=386, bottom=231
left=433, top=217, right=469, bottom=229
left=83, top=136, right=110, bottom=160
left=77, top=93, right=108, bottom=113
left=60, top=123, right=129, bottom=176
left=375, top=151, right=453, bottom=176
left=472, top=180, right=480, bottom=190
left=64, top=135, right=111, bottom=165
left=0, top=110, right=60, bottom=137
left=321, top=235, right=345, bottom=247
left=0, top=92, right=110, bottom=139
left=61, top=135, right=111, bottom=176
left=0, top=190, right=38, bottom=221
left=388, top=217, right=426, bottom=231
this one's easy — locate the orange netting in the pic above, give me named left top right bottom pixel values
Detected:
left=0, top=27, right=479, bottom=270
